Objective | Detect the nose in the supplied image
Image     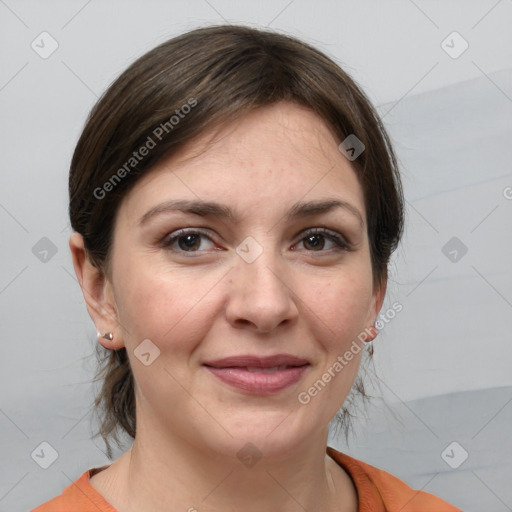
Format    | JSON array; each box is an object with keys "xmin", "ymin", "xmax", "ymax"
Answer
[{"xmin": 225, "ymin": 248, "xmax": 299, "ymax": 334}]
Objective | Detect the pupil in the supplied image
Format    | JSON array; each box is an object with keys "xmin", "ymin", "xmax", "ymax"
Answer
[
  {"xmin": 306, "ymin": 235, "xmax": 323, "ymax": 250},
  {"xmin": 179, "ymin": 234, "xmax": 199, "ymax": 251}
]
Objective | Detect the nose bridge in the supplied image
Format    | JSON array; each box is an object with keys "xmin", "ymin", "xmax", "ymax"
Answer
[
  {"xmin": 226, "ymin": 236, "xmax": 297, "ymax": 332},
  {"xmin": 242, "ymin": 248, "xmax": 283, "ymax": 293}
]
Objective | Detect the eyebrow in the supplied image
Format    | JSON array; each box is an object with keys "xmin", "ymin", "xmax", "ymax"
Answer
[{"xmin": 138, "ymin": 198, "xmax": 364, "ymax": 228}]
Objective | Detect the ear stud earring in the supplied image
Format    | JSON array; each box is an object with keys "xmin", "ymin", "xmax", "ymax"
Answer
[{"xmin": 97, "ymin": 332, "xmax": 113, "ymax": 341}]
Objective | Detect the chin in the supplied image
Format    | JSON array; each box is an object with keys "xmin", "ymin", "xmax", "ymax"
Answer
[{"xmin": 205, "ymin": 409, "xmax": 319, "ymax": 461}]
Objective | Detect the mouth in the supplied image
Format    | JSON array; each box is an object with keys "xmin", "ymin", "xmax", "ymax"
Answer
[{"xmin": 203, "ymin": 355, "xmax": 310, "ymax": 394}]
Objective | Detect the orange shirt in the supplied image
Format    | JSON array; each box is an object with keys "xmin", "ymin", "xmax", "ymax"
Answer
[{"xmin": 31, "ymin": 446, "xmax": 462, "ymax": 511}]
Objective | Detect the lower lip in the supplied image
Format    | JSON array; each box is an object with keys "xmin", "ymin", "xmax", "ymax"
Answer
[{"xmin": 205, "ymin": 365, "xmax": 309, "ymax": 394}]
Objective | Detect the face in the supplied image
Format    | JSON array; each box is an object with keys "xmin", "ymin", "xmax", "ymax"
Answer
[{"xmin": 93, "ymin": 102, "xmax": 384, "ymax": 459}]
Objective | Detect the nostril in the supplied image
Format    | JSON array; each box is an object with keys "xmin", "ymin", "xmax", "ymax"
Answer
[{"xmin": 234, "ymin": 319, "xmax": 253, "ymax": 328}]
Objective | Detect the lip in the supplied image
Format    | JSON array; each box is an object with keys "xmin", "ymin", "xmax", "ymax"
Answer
[
  {"xmin": 203, "ymin": 354, "xmax": 309, "ymax": 368},
  {"xmin": 203, "ymin": 354, "xmax": 310, "ymax": 395}
]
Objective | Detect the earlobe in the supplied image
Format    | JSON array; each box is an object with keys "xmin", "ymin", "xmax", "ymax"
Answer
[
  {"xmin": 96, "ymin": 331, "xmax": 119, "ymax": 350},
  {"xmin": 365, "ymin": 325, "xmax": 379, "ymax": 342},
  {"xmin": 69, "ymin": 232, "xmax": 123, "ymax": 349}
]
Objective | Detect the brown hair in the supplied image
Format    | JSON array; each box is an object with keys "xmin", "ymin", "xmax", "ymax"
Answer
[{"xmin": 69, "ymin": 24, "xmax": 404, "ymax": 458}]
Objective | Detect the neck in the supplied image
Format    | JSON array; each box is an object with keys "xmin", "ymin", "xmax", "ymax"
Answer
[{"xmin": 94, "ymin": 426, "xmax": 357, "ymax": 512}]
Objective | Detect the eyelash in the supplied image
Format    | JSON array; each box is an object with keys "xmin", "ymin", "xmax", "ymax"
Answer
[{"xmin": 160, "ymin": 227, "xmax": 352, "ymax": 255}]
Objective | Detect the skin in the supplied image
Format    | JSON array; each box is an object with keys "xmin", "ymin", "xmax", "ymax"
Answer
[{"xmin": 70, "ymin": 101, "xmax": 385, "ymax": 512}]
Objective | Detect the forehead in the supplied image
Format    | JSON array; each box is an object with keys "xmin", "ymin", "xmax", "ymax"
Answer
[
  {"xmin": 170, "ymin": 102, "xmax": 344, "ymax": 169},
  {"xmin": 119, "ymin": 102, "xmax": 366, "ymax": 225}
]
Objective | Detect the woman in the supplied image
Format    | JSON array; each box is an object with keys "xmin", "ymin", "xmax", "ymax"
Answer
[{"xmin": 32, "ymin": 24, "xmax": 461, "ymax": 511}]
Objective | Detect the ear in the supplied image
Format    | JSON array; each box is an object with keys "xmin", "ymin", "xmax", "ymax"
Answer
[
  {"xmin": 69, "ymin": 232, "xmax": 124, "ymax": 350},
  {"xmin": 365, "ymin": 273, "xmax": 388, "ymax": 341}
]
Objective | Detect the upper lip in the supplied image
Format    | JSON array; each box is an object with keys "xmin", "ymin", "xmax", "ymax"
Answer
[{"xmin": 203, "ymin": 354, "xmax": 309, "ymax": 368}]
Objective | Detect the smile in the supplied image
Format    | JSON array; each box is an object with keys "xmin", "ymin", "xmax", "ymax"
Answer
[{"xmin": 203, "ymin": 354, "xmax": 310, "ymax": 394}]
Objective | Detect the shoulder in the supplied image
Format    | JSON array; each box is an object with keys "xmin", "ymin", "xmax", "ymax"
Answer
[
  {"xmin": 327, "ymin": 446, "xmax": 462, "ymax": 511},
  {"xmin": 30, "ymin": 468, "xmax": 117, "ymax": 512}
]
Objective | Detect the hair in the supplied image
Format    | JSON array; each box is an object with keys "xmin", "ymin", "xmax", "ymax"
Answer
[{"xmin": 68, "ymin": 24, "xmax": 404, "ymax": 458}]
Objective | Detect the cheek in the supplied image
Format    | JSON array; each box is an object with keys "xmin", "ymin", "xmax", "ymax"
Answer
[
  {"xmin": 307, "ymin": 270, "xmax": 374, "ymax": 348},
  {"xmin": 298, "ymin": 273, "xmax": 372, "ymax": 415},
  {"xmin": 113, "ymin": 256, "xmax": 221, "ymax": 354}
]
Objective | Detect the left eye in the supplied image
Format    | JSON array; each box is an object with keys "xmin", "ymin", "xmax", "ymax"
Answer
[{"xmin": 295, "ymin": 228, "xmax": 350, "ymax": 252}]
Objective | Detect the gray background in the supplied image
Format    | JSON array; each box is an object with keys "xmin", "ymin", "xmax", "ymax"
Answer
[{"xmin": 1, "ymin": 1, "xmax": 511, "ymax": 510}]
